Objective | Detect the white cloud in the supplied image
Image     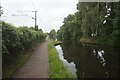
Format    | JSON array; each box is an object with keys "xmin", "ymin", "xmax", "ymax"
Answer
[{"xmin": 1, "ymin": 0, "xmax": 78, "ymax": 32}]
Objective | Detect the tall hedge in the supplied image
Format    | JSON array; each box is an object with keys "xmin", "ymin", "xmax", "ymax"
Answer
[{"xmin": 2, "ymin": 21, "xmax": 46, "ymax": 66}]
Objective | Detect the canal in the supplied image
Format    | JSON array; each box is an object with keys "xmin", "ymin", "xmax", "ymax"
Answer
[{"xmin": 55, "ymin": 43, "xmax": 119, "ymax": 78}]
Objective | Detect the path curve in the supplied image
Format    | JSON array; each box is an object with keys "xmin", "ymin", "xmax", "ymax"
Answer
[{"xmin": 13, "ymin": 40, "xmax": 49, "ymax": 78}]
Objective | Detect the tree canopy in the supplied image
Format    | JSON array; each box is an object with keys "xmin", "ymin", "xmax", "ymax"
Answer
[
  {"xmin": 57, "ymin": 2, "xmax": 120, "ymax": 47},
  {"xmin": 48, "ymin": 29, "xmax": 56, "ymax": 40}
]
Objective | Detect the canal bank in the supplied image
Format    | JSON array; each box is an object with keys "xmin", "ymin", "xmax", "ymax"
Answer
[
  {"xmin": 48, "ymin": 40, "xmax": 76, "ymax": 78},
  {"xmin": 48, "ymin": 40, "xmax": 118, "ymax": 78},
  {"xmin": 55, "ymin": 45, "xmax": 77, "ymax": 78}
]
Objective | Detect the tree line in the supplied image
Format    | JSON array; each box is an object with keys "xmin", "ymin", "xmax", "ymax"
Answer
[
  {"xmin": 2, "ymin": 21, "xmax": 47, "ymax": 67},
  {"xmin": 56, "ymin": 2, "xmax": 120, "ymax": 47}
]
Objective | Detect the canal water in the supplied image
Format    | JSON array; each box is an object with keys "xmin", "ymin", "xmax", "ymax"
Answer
[{"xmin": 55, "ymin": 43, "xmax": 119, "ymax": 78}]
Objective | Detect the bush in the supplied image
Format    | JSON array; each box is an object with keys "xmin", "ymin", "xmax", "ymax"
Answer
[{"xmin": 2, "ymin": 21, "xmax": 46, "ymax": 66}]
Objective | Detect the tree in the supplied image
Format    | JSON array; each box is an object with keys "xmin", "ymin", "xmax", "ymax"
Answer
[
  {"xmin": 57, "ymin": 26, "xmax": 64, "ymax": 41},
  {"xmin": 49, "ymin": 29, "xmax": 56, "ymax": 40},
  {"xmin": 57, "ymin": 14, "xmax": 82, "ymax": 45},
  {"xmin": 57, "ymin": 2, "xmax": 119, "ymax": 46}
]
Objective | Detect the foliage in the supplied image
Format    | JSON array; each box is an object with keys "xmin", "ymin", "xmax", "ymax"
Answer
[
  {"xmin": 57, "ymin": 14, "xmax": 82, "ymax": 45},
  {"xmin": 48, "ymin": 41, "xmax": 73, "ymax": 78},
  {"xmin": 57, "ymin": 27, "xmax": 64, "ymax": 41},
  {"xmin": 48, "ymin": 29, "xmax": 56, "ymax": 40},
  {"xmin": 2, "ymin": 21, "xmax": 46, "ymax": 68},
  {"xmin": 57, "ymin": 2, "xmax": 120, "ymax": 47},
  {"xmin": 2, "ymin": 49, "xmax": 34, "ymax": 78}
]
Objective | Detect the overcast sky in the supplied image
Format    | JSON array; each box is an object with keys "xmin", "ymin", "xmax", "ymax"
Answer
[{"xmin": 1, "ymin": 0, "xmax": 78, "ymax": 32}]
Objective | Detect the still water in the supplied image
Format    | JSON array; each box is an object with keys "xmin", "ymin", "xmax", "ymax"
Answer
[
  {"xmin": 55, "ymin": 45, "xmax": 77, "ymax": 78},
  {"xmin": 55, "ymin": 43, "xmax": 118, "ymax": 78}
]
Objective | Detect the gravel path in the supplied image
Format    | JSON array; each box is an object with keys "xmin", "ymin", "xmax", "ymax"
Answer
[{"xmin": 13, "ymin": 40, "xmax": 49, "ymax": 78}]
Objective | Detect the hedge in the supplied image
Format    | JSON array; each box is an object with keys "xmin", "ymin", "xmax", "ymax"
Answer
[{"xmin": 2, "ymin": 21, "xmax": 47, "ymax": 67}]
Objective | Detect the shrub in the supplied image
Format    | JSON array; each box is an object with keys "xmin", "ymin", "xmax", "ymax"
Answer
[{"xmin": 2, "ymin": 21, "xmax": 46, "ymax": 66}]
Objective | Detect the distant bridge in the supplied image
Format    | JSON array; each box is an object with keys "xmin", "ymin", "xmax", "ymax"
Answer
[{"xmin": 54, "ymin": 41, "xmax": 63, "ymax": 46}]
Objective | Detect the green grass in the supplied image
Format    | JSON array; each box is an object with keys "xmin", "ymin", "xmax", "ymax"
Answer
[
  {"xmin": 2, "ymin": 44, "xmax": 40, "ymax": 78},
  {"xmin": 48, "ymin": 40, "xmax": 76, "ymax": 78},
  {"xmin": 80, "ymin": 37, "xmax": 106, "ymax": 45}
]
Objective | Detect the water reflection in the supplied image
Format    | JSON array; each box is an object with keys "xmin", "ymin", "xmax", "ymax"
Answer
[
  {"xmin": 55, "ymin": 45, "xmax": 77, "ymax": 78},
  {"xmin": 92, "ymin": 49, "xmax": 106, "ymax": 66},
  {"xmin": 61, "ymin": 43, "xmax": 118, "ymax": 78}
]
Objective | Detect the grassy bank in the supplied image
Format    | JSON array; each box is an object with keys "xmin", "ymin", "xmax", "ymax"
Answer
[
  {"xmin": 80, "ymin": 37, "xmax": 109, "ymax": 45},
  {"xmin": 80, "ymin": 37, "xmax": 119, "ymax": 47},
  {"xmin": 2, "ymin": 43, "xmax": 41, "ymax": 78},
  {"xmin": 48, "ymin": 40, "xmax": 73, "ymax": 78}
]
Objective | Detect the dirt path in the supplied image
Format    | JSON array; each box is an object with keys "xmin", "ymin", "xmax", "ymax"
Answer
[{"xmin": 13, "ymin": 40, "xmax": 49, "ymax": 78}]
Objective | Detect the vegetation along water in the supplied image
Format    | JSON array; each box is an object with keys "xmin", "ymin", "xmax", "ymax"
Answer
[
  {"xmin": 1, "ymin": 1, "xmax": 120, "ymax": 79},
  {"xmin": 49, "ymin": 2, "xmax": 119, "ymax": 78}
]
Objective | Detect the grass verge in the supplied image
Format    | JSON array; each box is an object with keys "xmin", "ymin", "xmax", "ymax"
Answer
[
  {"xmin": 48, "ymin": 40, "xmax": 75, "ymax": 78},
  {"xmin": 80, "ymin": 37, "xmax": 106, "ymax": 45},
  {"xmin": 2, "ymin": 43, "xmax": 41, "ymax": 78}
]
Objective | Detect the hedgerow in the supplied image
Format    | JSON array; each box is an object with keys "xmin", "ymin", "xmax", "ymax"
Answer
[{"xmin": 2, "ymin": 21, "xmax": 47, "ymax": 67}]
